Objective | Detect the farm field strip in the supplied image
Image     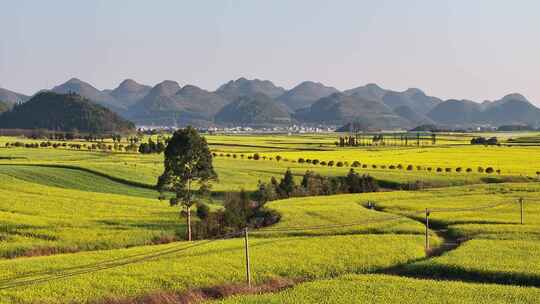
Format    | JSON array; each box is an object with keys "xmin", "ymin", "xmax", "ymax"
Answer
[
  {"xmin": 0, "ymin": 165, "xmax": 158, "ymax": 198},
  {"xmin": 217, "ymin": 273, "xmax": 540, "ymax": 304},
  {"xmin": 260, "ymin": 145, "xmax": 540, "ymax": 176},
  {"xmin": 0, "ymin": 146, "xmax": 523, "ymax": 194},
  {"xmin": 399, "ymin": 239, "xmax": 540, "ymax": 287},
  {"xmin": 0, "ymin": 234, "xmax": 427, "ymax": 304},
  {"xmin": 1, "ymin": 133, "xmax": 540, "ymax": 303},
  {"xmin": 0, "ymin": 173, "xmax": 183, "ymax": 258}
]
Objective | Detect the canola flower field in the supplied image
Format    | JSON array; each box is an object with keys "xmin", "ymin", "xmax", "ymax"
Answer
[{"xmin": 0, "ymin": 132, "xmax": 539, "ymax": 303}]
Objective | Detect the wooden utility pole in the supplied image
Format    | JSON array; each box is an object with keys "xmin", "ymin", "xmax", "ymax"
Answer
[
  {"xmin": 425, "ymin": 208, "xmax": 430, "ymax": 251},
  {"xmin": 244, "ymin": 227, "xmax": 252, "ymax": 287},
  {"xmin": 519, "ymin": 198, "xmax": 524, "ymax": 225}
]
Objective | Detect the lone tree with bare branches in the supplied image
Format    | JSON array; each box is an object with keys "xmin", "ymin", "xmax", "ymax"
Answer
[{"xmin": 157, "ymin": 127, "xmax": 217, "ymax": 241}]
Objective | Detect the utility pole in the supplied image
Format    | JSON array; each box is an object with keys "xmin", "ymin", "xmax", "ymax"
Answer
[
  {"xmin": 425, "ymin": 208, "xmax": 430, "ymax": 251},
  {"xmin": 244, "ymin": 227, "xmax": 252, "ymax": 287},
  {"xmin": 519, "ymin": 198, "xmax": 524, "ymax": 225}
]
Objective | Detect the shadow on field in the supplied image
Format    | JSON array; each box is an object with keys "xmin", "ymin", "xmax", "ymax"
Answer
[{"xmin": 394, "ymin": 264, "xmax": 540, "ymax": 288}]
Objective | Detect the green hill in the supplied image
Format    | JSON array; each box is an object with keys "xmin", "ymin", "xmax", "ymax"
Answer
[
  {"xmin": 215, "ymin": 93, "xmax": 291, "ymax": 126},
  {"xmin": 427, "ymin": 99, "xmax": 483, "ymax": 125},
  {"xmin": 215, "ymin": 77, "xmax": 286, "ymax": 101},
  {"xmin": 127, "ymin": 83, "xmax": 228, "ymax": 127},
  {"xmin": 279, "ymin": 81, "xmax": 339, "ymax": 111},
  {"xmin": 0, "ymin": 91, "xmax": 135, "ymax": 133},
  {"xmin": 295, "ymin": 93, "xmax": 410, "ymax": 128}
]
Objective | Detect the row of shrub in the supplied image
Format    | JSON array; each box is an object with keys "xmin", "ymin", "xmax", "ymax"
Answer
[
  {"xmin": 253, "ymin": 168, "xmax": 379, "ymax": 202},
  {"xmin": 138, "ymin": 138, "xmax": 168, "ymax": 154},
  {"xmin": 4, "ymin": 141, "xmax": 139, "ymax": 152},
  {"xmin": 211, "ymin": 152, "xmax": 503, "ymax": 175}
]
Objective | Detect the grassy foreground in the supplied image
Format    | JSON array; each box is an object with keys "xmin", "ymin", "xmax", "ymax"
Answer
[
  {"xmin": 218, "ymin": 274, "xmax": 540, "ymax": 304},
  {"xmin": 0, "ymin": 173, "xmax": 182, "ymax": 258},
  {"xmin": 0, "ymin": 235, "xmax": 426, "ymax": 304}
]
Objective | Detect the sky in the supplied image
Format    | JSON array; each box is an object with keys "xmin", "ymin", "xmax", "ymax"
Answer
[{"xmin": 1, "ymin": 0, "xmax": 539, "ymax": 104}]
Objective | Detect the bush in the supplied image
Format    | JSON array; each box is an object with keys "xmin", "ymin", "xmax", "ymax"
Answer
[
  {"xmin": 196, "ymin": 203, "xmax": 210, "ymax": 220},
  {"xmin": 336, "ymin": 161, "xmax": 344, "ymax": 167},
  {"xmin": 381, "ymin": 165, "xmax": 387, "ymax": 169},
  {"xmin": 276, "ymin": 155, "xmax": 282, "ymax": 162},
  {"xmin": 445, "ymin": 168, "xmax": 452, "ymax": 173},
  {"xmin": 485, "ymin": 167, "xmax": 494, "ymax": 174},
  {"xmin": 389, "ymin": 165, "xmax": 396, "ymax": 170},
  {"xmin": 406, "ymin": 165, "xmax": 413, "ymax": 171},
  {"xmin": 478, "ymin": 167, "xmax": 484, "ymax": 173},
  {"xmin": 416, "ymin": 166, "xmax": 422, "ymax": 171},
  {"xmin": 312, "ymin": 159, "xmax": 320, "ymax": 165},
  {"xmin": 372, "ymin": 164, "xmax": 377, "ymax": 169},
  {"xmin": 397, "ymin": 164, "xmax": 403, "ymax": 170},
  {"xmin": 436, "ymin": 168, "xmax": 443, "ymax": 172},
  {"xmin": 427, "ymin": 167, "xmax": 432, "ymax": 172},
  {"xmin": 351, "ymin": 161, "xmax": 361, "ymax": 167},
  {"xmin": 298, "ymin": 158, "xmax": 305, "ymax": 163},
  {"xmin": 466, "ymin": 168, "xmax": 472, "ymax": 173},
  {"xmin": 328, "ymin": 160, "xmax": 335, "ymax": 167},
  {"xmin": 253, "ymin": 153, "xmax": 260, "ymax": 160},
  {"xmin": 456, "ymin": 167, "xmax": 462, "ymax": 173},
  {"xmin": 320, "ymin": 161, "xmax": 327, "ymax": 166},
  {"xmin": 496, "ymin": 169, "xmax": 501, "ymax": 174},
  {"xmin": 362, "ymin": 164, "xmax": 368, "ymax": 168},
  {"xmin": 306, "ymin": 159, "xmax": 312, "ymax": 163}
]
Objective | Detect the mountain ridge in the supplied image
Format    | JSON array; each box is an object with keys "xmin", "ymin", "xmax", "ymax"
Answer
[{"xmin": 2, "ymin": 78, "xmax": 538, "ymax": 128}]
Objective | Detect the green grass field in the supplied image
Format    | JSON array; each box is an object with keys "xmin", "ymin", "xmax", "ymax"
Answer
[
  {"xmin": 219, "ymin": 274, "xmax": 540, "ymax": 304},
  {"xmin": 1, "ymin": 132, "xmax": 540, "ymax": 303},
  {"xmin": 0, "ymin": 172, "xmax": 183, "ymax": 258},
  {"xmin": 0, "ymin": 234, "xmax": 426, "ymax": 303}
]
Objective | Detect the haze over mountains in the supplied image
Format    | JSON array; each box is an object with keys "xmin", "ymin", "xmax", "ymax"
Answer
[{"xmin": 1, "ymin": 77, "xmax": 539, "ymax": 130}]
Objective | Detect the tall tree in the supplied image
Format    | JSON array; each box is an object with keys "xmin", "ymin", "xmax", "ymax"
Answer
[
  {"xmin": 279, "ymin": 169, "xmax": 296, "ymax": 198},
  {"xmin": 157, "ymin": 126, "xmax": 217, "ymax": 241}
]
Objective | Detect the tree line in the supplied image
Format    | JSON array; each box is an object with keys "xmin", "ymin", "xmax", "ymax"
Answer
[
  {"xmin": 4, "ymin": 141, "xmax": 138, "ymax": 152},
  {"xmin": 211, "ymin": 152, "xmax": 503, "ymax": 175},
  {"xmin": 191, "ymin": 168, "xmax": 379, "ymax": 239},
  {"xmin": 471, "ymin": 137, "xmax": 499, "ymax": 145}
]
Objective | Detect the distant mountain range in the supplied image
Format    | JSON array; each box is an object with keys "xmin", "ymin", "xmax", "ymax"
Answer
[{"xmin": 1, "ymin": 78, "xmax": 539, "ymax": 130}]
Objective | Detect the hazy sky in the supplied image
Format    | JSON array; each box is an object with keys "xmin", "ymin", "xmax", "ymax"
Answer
[{"xmin": 1, "ymin": 0, "xmax": 539, "ymax": 104}]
